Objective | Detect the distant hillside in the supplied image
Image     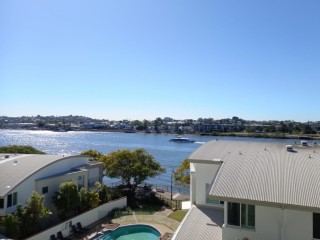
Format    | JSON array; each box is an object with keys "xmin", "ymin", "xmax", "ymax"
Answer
[{"xmin": 0, "ymin": 145, "xmax": 45, "ymax": 154}]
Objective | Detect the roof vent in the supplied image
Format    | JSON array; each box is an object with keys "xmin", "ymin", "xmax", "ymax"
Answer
[
  {"xmin": 286, "ymin": 145, "xmax": 293, "ymax": 152},
  {"xmin": 13, "ymin": 160, "xmax": 18, "ymax": 165},
  {"xmin": 301, "ymin": 140, "xmax": 308, "ymax": 146},
  {"xmin": 5, "ymin": 155, "xmax": 9, "ymax": 158},
  {"xmin": 309, "ymin": 154, "xmax": 311, "ymax": 158}
]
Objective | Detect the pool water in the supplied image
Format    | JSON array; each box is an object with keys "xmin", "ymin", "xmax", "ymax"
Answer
[{"xmin": 94, "ymin": 224, "xmax": 161, "ymax": 240}]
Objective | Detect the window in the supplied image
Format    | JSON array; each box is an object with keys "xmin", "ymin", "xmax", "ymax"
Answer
[
  {"xmin": 13, "ymin": 192, "xmax": 17, "ymax": 205},
  {"xmin": 7, "ymin": 194, "xmax": 12, "ymax": 208},
  {"xmin": 228, "ymin": 202, "xmax": 240, "ymax": 226},
  {"xmin": 241, "ymin": 204, "xmax": 255, "ymax": 229},
  {"xmin": 7, "ymin": 192, "xmax": 18, "ymax": 208},
  {"xmin": 227, "ymin": 202, "xmax": 255, "ymax": 229},
  {"xmin": 89, "ymin": 177, "xmax": 99, "ymax": 187},
  {"xmin": 314, "ymin": 213, "xmax": 320, "ymax": 239},
  {"xmin": 0, "ymin": 199, "xmax": 4, "ymax": 209},
  {"xmin": 42, "ymin": 186, "xmax": 48, "ymax": 194},
  {"xmin": 78, "ymin": 175, "xmax": 84, "ymax": 188}
]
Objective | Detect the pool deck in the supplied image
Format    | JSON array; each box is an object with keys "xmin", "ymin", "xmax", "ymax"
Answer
[{"xmin": 72, "ymin": 208, "xmax": 179, "ymax": 240}]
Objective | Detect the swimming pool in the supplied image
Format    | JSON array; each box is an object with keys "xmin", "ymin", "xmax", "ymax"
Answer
[{"xmin": 93, "ymin": 224, "xmax": 161, "ymax": 240}]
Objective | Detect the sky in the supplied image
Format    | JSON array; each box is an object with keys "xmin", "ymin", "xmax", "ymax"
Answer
[{"xmin": 1, "ymin": 0, "xmax": 319, "ymax": 122}]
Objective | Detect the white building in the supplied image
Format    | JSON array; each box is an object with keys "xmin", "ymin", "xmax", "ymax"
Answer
[
  {"xmin": 0, "ymin": 154, "xmax": 104, "ymax": 216},
  {"xmin": 172, "ymin": 140, "xmax": 320, "ymax": 240}
]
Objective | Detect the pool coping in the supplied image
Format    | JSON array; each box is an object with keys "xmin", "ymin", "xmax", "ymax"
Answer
[
  {"xmin": 72, "ymin": 209, "xmax": 179, "ymax": 240},
  {"xmin": 88, "ymin": 223, "xmax": 162, "ymax": 240}
]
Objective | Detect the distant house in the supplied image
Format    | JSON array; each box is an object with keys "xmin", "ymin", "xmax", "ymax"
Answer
[
  {"xmin": 172, "ymin": 140, "xmax": 320, "ymax": 240},
  {"xmin": 0, "ymin": 154, "xmax": 103, "ymax": 216},
  {"xmin": 163, "ymin": 117, "xmax": 174, "ymax": 122}
]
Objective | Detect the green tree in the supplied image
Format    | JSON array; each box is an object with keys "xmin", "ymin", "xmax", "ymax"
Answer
[
  {"xmin": 4, "ymin": 191, "xmax": 50, "ymax": 239},
  {"xmin": 95, "ymin": 182, "xmax": 111, "ymax": 204},
  {"xmin": 299, "ymin": 123, "xmax": 316, "ymax": 134},
  {"xmin": 154, "ymin": 120, "xmax": 159, "ymax": 132},
  {"xmin": 131, "ymin": 120, "xmax": 143, "ymax": 126},
  {"xmin": 279, "ymin": 121, "xmax": 289, "ymax": 133},
  {"xmin": 79, "ymin": 187, "xmax": 89, "ymax": 211},
  {"xmin": 79, "ymin": 187, "xmax": 100, "ymax": 210},
  {"xmin": 100, "ymin": 149, "xmax": 165, "ymax": 193},
  {"xmin": 53, "ymin": 181, "xmax": 80, "ymax": 219},
  {"xmin": 87, "ymin": 189, "xmax": 100, "ymax": 208},
  {"xmin": 3, "ymin": 214, "xmax": 20, "ymax": 239},
  {"xmin": 18, "ymin": 192, "xmax": 51, "ymax": 237},
  {"xmin": 232, "ymin": 116, "xmax": 239, "ymax": 121},
  {"xmin": 80, "ymin": 149, "xmax": 103, "ymax": 161},
  {"xmin": 0, "ymin": 145, "xmax": 45, "ymax": 154},
  {"xmin": 174, "ymin": 159, "xmax": 190, "ymax": 185},
  {"xmin": 26, "ymin": 191, "xmax": 51, "ymax": 216},
  {"xmin": 36, "ymin": 120, "xmax": 46, "ymax": 128},
  {"xmin": 143, "ymin": 120, "xmax": 150, "ymax": 130}
]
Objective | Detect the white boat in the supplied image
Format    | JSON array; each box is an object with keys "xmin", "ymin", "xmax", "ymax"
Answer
[{"xmin": 169, "ymin": 136, "xmax": 195, "ymax": 143}]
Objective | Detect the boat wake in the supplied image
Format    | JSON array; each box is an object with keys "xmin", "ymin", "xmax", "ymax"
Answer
[{"xmin": 194, "ymin": 141, "xmax": 205, "ymax": 144}]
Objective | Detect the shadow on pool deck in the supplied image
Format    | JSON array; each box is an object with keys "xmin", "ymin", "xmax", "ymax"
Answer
[{"xmin": 73, "ymin": 208, "xmax": 179, "ymax": 240}]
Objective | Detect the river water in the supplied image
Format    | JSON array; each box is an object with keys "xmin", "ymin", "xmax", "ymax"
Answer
[{"xmin": 0, "ymin": 129, "xmax": 298, "ymax": 194}]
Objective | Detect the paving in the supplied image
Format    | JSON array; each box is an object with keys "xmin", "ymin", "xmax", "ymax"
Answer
[
  {"xmin": 77, "ymin": 208, "xmax": 180, "ymax": 240},
  {"xmin": 155, "ymin": 191, "xmax": 190, "ymax": 202}
]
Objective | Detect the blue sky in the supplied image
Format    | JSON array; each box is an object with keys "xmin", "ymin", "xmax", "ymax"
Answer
[{"xmin": 1, "ymin": 0, "xmax": 319, "ymax": 121}]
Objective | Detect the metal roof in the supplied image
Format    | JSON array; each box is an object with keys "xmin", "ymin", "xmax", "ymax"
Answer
[
  {"xmin": 189, "ymin": 140, "xmax": 320, "ymax": 210},
  {"xmin": 0, "ymin": 154, "xmax": 87, "ymax": 196},
  {"xmin": 173, "ymin": 205, "xmax": 223, "ymax": 240}
]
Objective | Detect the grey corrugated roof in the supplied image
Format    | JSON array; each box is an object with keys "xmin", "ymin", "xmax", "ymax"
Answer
[
  {"xmin": 0, "ymin": 154, "xmax": 79, "ymax": 196},
  {"xmin": 173, "ymin": 205, "xmax": 223, "ymax": 240},
  {"xmin": 190, "ymin": 140, "xmax": 320, "ymax": 209}
]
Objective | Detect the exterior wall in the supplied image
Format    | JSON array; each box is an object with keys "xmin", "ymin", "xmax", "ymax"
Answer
[
  {"xmin": 190, "ymin": 167, "xmax": 196, "ymax": 204},
  {"xmin": 1, "ymin": 156, "xmax": 94, "ymax": 216},
  {"xmin": 4, "ymin": 176, "xmax": 35, "ymax": 215},
  {"xmin": 35, "ymin": 170, "xmax": 88, "ymax": 211},
  {"xmin": 222, "ymin": 203, "xmax": 313, "ymax": 240},
  {"xmin": 283, "ymin": 209, "xmax": 313, "ymax": 240},
  {"xmin": 88, "ymin": 167, "xmax": 100, "ymax": 187},
  {"xmin": 26, "ymin": 197, "xmax": 127, "ymax": 240},
  {"xmin": 192, "ymin": 162, "xmax": 221, "ymax": 205}
]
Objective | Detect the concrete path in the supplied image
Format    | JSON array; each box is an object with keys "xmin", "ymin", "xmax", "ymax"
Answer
[
  {"xmin": 111, "ymin": 209, "xmax": 180, "ymax": 235},
  {"xmin": 153, "ymin": 208, "xmax": 173, "ymax": 217}
]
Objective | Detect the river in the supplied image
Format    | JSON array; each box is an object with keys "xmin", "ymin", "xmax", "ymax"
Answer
[{"xmin": 0, "ymin": 129, "xmax": 298, "ymax": 194}]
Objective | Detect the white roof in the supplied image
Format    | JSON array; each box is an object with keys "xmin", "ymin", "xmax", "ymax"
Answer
[
  {"xmin": 0, "ymin": 154, "xmax": 88, "ymax": 197},
  {"xmin": 173, "ymin": 205, "xmax": 223, "ymax": 240},
  {"xmin": 189, "ymin": 140, "xmax": 320, "ymax": 210}
]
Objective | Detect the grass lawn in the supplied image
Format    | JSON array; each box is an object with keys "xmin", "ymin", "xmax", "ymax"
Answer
[
  {"xmin": 168, "ymin": 210, "xmax": 188, "ymax": 222},
  {"xmin": 118, "ymin": 204, "xmax": 163, "ymax": 216},
  {"xmin": 133, "ymin": 204, "xmax": 163, "ymax": 215}
]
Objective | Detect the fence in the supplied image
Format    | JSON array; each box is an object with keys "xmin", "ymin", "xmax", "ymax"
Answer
[
  {"xmin": 107, "ymin": 181, "xmax": 190, "ymax": 196},
  {"xmin": 26, "ymin": 197, "xmax": 127, "ymax": 240}
]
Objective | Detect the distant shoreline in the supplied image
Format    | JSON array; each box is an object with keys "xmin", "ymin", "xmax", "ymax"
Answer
[
  {"xmin": 198, "ymin": 132, "xmax": 320, "ymax": 140},
  {"xmin": 1, "ymin": 128, "xmax": 320, "ymax": 140}
]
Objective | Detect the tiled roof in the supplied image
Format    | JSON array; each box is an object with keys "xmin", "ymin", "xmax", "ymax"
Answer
[{"xmin": 173, "ymin": 205, "xmax": 223, "ymax": 240}]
